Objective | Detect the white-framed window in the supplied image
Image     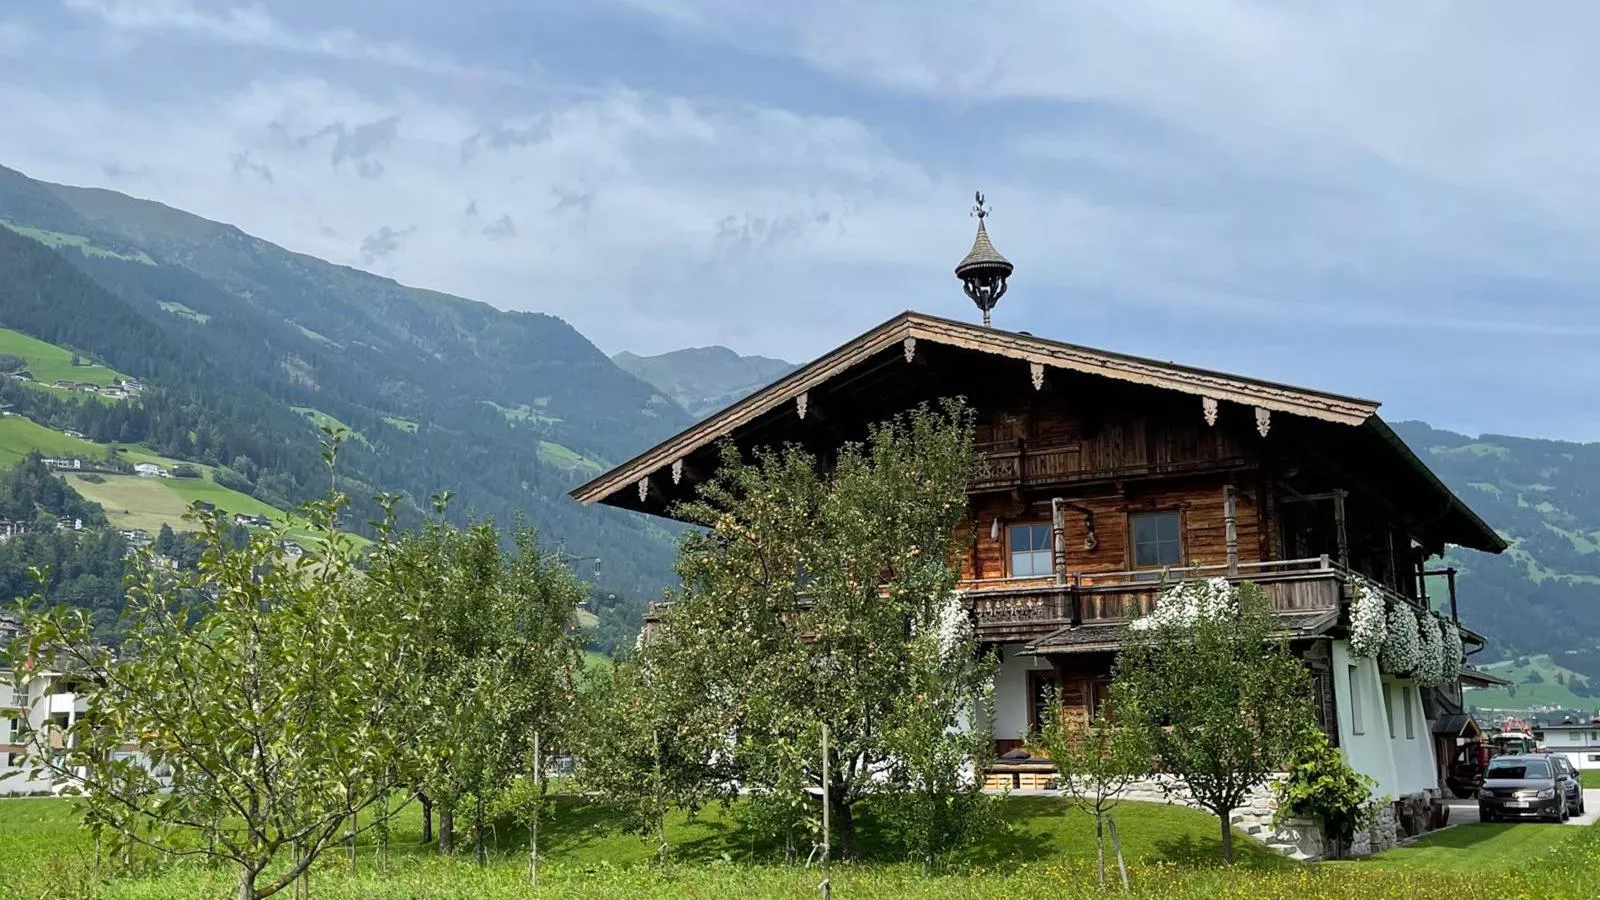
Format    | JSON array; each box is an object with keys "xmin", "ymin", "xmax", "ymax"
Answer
[
  {"xmin": 1008, "ymin": 524, "xmax": 1053, "ymax": 578},
  {"xmin": 1588, "ymin": 754, "xmax": 1600, "ymax": 763},
  {"xmin": 1131, "ymin": 510, "xmax": 1183, "ymax": 570},
  {"xmin": 1348, "ymin": 665, "xmax": 1364, "ymax": 735}
]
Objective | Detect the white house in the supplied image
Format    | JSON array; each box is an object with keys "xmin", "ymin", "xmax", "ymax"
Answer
[
  {"xmin": 133, "ymin": 463, "xmax": 166, "ymax": 478},
  {"xmin": 1540, "ymin": 722, "xmax": 1600, "ymax": 771}
]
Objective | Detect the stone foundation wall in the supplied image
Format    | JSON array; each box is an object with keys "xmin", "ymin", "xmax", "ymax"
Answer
[{"xmin": 1095, "ymin": 775, "xmax": 1429, "ymax": 861}]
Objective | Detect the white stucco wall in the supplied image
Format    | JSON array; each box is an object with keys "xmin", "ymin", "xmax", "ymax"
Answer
[
  {"xmin": 1381, "ymin": 677, "xmax": 1436, "ymax": 794},
  {"xmin": 991, "ymin": 644, "xmax": 1049, "ymax": 743},
  {"xmin": 1331, "ymin": 640, "xmax": 1436, "ymax": 799}
]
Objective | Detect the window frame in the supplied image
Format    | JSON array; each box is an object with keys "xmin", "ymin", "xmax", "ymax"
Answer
[
  {"xmin": 1402, "ymin": 685, "xmax": 1415, "ymax": 739},
  {"xmin": 1127, "ymin": 508, "xmax": 1185, "ymax": 573},
  {"xmin": 1007, "ymin": 523, "xmax": 1055, "ymax": 579},
  {"xmin": 1347, "ymin": 664, "xmax": 1364, "ymax": 736},
  {"xmin": 1026, "ymin": 670, "xmax": 1060, "ymax": 735},
  {"xmin": 1384, "ymin": 683, "xmax": 1396, "ymax": 739}
]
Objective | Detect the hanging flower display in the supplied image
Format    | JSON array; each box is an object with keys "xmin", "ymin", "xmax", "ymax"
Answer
[
  {"xmin": 1379, "ymin": 604, "xmax": 1422, "ymax": 677},
  {"xmin": 1439, "ymin": 618, "xmax": 1465, "ymax": 683},
  {"xmin": 1416, "ymin": 613, "xmax": 1446, "ymax": 687},
  {"xmin": 1348, "ymin": 575, "xmax": 1387, "ymax": 659},
  {"xmin": 1129, "ymin": 577, "xmax": 1236, "ymax": 631}
]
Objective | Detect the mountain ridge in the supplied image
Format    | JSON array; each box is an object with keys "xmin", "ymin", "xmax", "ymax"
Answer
[{"xmin": 613, "ymin": 345, "xmax": 796, "ymax": 420}]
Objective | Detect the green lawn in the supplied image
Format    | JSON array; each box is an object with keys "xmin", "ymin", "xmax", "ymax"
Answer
[
  {"xmin": 0, "ymin": 326, "xmax": 128, "ymax": 388},
  {"xmin": 384, "ymin": 416, "xmax": 419, "ymax": 433},
  {"xmin": 4, "ymin": 794, "xmax": 1598, "ymax": 899},
  {"xmin": 1583, "ymin": 770, "xmax": 1600, "ymax": 790},
  {"xmin": 1339, "ymin": 821, "xmax": 1575, "ymax": 873}
]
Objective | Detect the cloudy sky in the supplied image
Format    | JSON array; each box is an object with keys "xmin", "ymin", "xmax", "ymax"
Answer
[{"xmin": 2, "ymin": 2, "xmax": 1598, "ymax": 440}]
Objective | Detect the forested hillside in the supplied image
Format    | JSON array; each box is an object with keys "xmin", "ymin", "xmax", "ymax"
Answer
[
  {"xmin": 1393, "ymin": 422, "xmax": 1600, "ymax": 679},
  {"xmin": 0, "ymin": 164, "xmax": 687, "ymax": 609}
]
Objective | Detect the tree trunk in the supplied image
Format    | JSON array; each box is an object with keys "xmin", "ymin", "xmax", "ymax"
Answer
[
  {"xmin": 439, "ymin": 806, "xmax": 455, "ymax": 855},
  {"xmin": 1218, "ymin": 808, "xmax": 1234, "ymax": 865},
  {"xmin": 237, "ymin": 864, "xmax": 258, "ymax": 900},
  {"xmin": 1095, "ymin": 814, "xmax": 1106, "ymax": 886},
  {"xmin": 419, "ymin": 792, "xmax": 433, "ymax": 845},
  {"xmin": 833, "ymin": 797, "xmax": 860, "ymax": 861}
]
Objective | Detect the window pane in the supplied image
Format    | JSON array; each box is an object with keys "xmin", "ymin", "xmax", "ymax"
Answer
[
  {"xmin": 1132, "ymin": 511, "xmax": 1182, "ymax": 569},
  {"xmin": 1132, "ymin": 515, "xmax": 1160, "ymax": 546},
  {"xmin": 1133, "ymin": 542, "xmax": 1160, "ymax": 568}
]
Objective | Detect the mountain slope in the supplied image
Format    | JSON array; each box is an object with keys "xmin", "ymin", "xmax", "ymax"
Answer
[
  {"xmin": 0, "ymin": 164, "xmax": 687, "ymax": 600},
  {"xmin": 614, "ymin": 346, "xmax": 795, "ymax": 419},
  {"xmin": 1391, "ymin": 421, "xmax": 1600, "ymax": 676}
]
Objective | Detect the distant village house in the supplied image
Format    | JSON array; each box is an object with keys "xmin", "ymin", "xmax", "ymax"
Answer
[{"xmin": 133, "ymin": 463, "xmax": 168, "ymax": 478}]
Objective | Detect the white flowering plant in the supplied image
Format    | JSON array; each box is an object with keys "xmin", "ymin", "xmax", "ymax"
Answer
[
  {"xmin": 1129, "ymin": 577, "xmax": 1236, "ymax": 631},
  {"xmin": 1439, "ymin": 619, "xmax": 1464, "ymax": 682},
  {"xmin": 1416, "ymin": 613, "xmax": 1446, "ymax": 687},
  {"xmin": 1379, "ymin": 605, "xmax": 1421, "ymax": 678},
  {"xmin": 1348, "ymin": 576, "xmax": 1387, "ymax": 659}
]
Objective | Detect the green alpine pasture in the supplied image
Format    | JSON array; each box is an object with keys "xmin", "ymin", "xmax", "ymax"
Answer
[{"xmin": 0, "ymin": 326, "xmax": 129, "ymax": 388}]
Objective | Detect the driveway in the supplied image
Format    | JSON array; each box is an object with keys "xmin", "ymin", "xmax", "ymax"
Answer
[{"xmin": 1446, "ymin": 788, "xmax": 1600, "ymax": 826}]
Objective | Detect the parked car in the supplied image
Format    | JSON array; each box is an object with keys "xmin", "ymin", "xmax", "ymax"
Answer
[
  {"xmin": 1478, "ymin": 755, "xmax": 1571, "ymax": 823},
  {"xmin": 1552, "ymin": 756, "xmax": 1586, "ymax": 817}
]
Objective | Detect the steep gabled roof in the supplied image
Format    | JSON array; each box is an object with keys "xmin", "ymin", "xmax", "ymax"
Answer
[{"xmin": 574, "ymin": 310, "xmax": 1504, "ymax": 553}]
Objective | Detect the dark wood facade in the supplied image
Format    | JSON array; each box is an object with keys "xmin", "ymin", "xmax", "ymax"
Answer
[{"xmin": 576, "ymin": 310, "xmax": 1507, "ymax": 754}]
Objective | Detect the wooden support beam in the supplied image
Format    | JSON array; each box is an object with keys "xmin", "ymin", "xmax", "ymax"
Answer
[
  {"xmin": 1332, "ymin": 489, "xmax": 1349, "ymax": 571},
  {"xmin": 1224, "ymin": 484, "xmax": 1239, "ymax": 576}
]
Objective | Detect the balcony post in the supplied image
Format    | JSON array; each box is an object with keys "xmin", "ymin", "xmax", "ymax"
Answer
[
  {"xmin": 1446, "ymin": 567, "xmax": 1458, "ymax": 622},
  {"xmin": 1223, "ymin": 485, "xmax": 1239, "ymax": 576},
  {"xmin": 1332, "ymin": 490, "xmax": 1350, "ymax": 570}
]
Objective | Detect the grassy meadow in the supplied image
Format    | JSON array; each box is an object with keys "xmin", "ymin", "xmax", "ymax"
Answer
[
  {"xmin": 0, "ymin": 325, "xmax": 128, "ymax": 388},
  {"xmin": 3, "ymin": 794, "xmax": 1598, "ymax": 900}
]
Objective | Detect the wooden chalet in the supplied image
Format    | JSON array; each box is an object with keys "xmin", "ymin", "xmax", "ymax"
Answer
[{"xmin": 574, "ymin": 210, "xmax": 1507, "ymax": 810}]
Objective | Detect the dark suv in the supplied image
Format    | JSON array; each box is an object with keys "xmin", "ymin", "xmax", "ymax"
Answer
[
  {"xmin": 1479, "ymin": 755, "xmax": 1571, "ymax": 823},
  {"xmin": 1552, "ymin": 756, "xmax": 1586, "ymax": 817}
]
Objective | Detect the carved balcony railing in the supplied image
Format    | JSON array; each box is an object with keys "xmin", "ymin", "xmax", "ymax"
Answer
[
  {"xmin": 971, "ymin": 439, "xmax": 1085, "ymax": 490},
  {"xmin": 963, "ymin": 556, "xmax": 1357, "ymax": 643}
]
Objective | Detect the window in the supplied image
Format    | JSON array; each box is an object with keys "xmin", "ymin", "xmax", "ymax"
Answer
[
  {"xmin": 1347, "ymin": 665, "xmax": 1363, "ymax": 735},
  {"xmin": 1130, "ymin": 511, "xmax": 1182, "ymax": 570},
  {"xmin": 1486, "ymin": 758, "xmax": 1550, "ymax": 779},
  {"xmin": 1402, "ymin": 686, "xmax": 1415, "ymax": 739},
  {"xmin": 1090, "ymin": 679, "xmax": 1114, "ymax": 720},
  {"xmin": 1384, "ymin": 684, "xmax": 1396, "ymax": 738},
  {"xmin": 1009, "ymin": 524, "xmax": 1053, "ymax": 578},
  {"xmin": 1588, "ymin": 754, "xmax": 1600, "ymax": 763}
]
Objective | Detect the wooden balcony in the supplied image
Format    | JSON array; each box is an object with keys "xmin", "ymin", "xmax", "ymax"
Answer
[
  {"xmin": 963, "ymin": 556, "xmax": 1361, "ymax": 644},
  {"xmin": 969, "ymin": 438, "xmax": 1248, "ymax": 492},
  {"xmin": 971, "ymin": 439, "xmax": 1084, "ymax": 490}
]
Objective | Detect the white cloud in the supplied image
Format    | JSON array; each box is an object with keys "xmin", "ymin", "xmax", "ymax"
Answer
[
  {"xmin": 5, "ymin": 1, "xmax": 1600, "ymax": 437},
  {"xmin": 61, "ymin": 0, "xmax": 528, "ymax": 82}
]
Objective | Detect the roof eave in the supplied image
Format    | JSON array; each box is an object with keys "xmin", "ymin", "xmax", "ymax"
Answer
[{"xmin": 574, "ymin": 310, "xmax": 1386, "ymax": 509}]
